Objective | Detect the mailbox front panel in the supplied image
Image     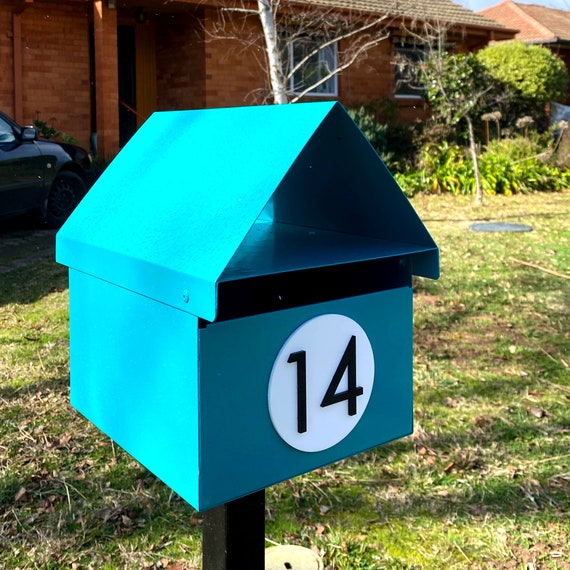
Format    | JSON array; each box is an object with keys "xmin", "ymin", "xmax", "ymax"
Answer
[{"xmin": 197, "ymin": 287, "xmax": 413, "ymax": 510}]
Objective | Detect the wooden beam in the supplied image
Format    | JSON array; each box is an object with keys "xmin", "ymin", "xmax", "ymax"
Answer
[
  {"xmin": 13, "ymin": 12, "xmax": 23, "ymax": 124},
  {"xmin": 93, "ymin": 0, "xmax": 120, "ymax": 159}
]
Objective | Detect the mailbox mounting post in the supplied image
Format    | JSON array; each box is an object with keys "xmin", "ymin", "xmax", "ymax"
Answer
[{"xmin": 202, "ymin": 491, "xmax": 265, "ymax": 569}]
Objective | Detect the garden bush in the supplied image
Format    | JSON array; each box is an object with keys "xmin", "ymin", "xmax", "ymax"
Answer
[
  {"xmin": 349, "ymin": 101, "xmax": 417, "ymax": 169},
  {"xmin": 395, "ymin": 136, "xmax": 570, "ymax": 197},
  {"xmin": 480, "ymin": 137, "xmax": 570, "ymax": 194},
  {"xmin": 477, "ymin": 42, "xmax": 569, "ymax": 128},
  {"xmin": 348, "ymin": 106, "xmax": 393, "ymax": 164},
  {"xmin": 33, "ymin": 118, "xmax": 78, "ymax": 145}
]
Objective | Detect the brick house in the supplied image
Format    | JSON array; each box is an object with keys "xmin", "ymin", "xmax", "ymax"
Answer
[
  {"xmin": 1, "ymin": 0, "xmax": 514, "ymax": 158},
  {"xmin": 479, "ymin": 0, "xmax": 570, "ymax": 103}
]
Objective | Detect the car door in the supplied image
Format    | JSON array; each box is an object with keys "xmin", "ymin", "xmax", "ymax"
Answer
[{"xmin": 0, "ymin": 117, "xmax": 45, "ymax": 217}]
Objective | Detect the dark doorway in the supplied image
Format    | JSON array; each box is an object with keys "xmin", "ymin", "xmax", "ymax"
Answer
[{"xmin": 118, "ymin": 26, "xmax": 137, "ymax": 147}]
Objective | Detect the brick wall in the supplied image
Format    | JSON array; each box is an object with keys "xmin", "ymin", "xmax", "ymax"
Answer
[
  {"xmin": 156, "ymin": 8, "xmax": 273, "ymax": 110},
  {"xmin": 17, "ymin": 1, "xmax": 91, "ymax": 148},
  {"xmin": 340, "ymin": 40, "xmax": 394, "ymax": 107},
  {"xmin": 553, "ymin": 46, "xmax": 570, "ymax": 104},
  {"xmin": 202, "ymin": 9, "xmax": 269, "ymax": 107},
  {"xmin": 156, "ymin": 11, "xmax": 207, "ymax": 110},
  {"xmin": 0, "ymin": 1, "xmax": 16, "ymax": 117}
]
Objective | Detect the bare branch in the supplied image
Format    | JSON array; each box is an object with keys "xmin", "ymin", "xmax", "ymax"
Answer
[
  {"xmin": 286, "ymin": 13, "xmax": 390, "ymax": 80},
  {"xmin": 202, "ymin": 0, "xmax": 404, "ymax": 103},
  {"xmin": 289, "ymin": 29, "xmax": 390, "ymax": 101}
]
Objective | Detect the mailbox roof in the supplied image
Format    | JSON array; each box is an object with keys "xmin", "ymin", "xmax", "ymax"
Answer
[{"xmin": 57, "ymin": 102, "xmax": 438, "ymax": 322}]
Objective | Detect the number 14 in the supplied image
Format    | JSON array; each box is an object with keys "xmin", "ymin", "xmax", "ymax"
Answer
[{"xmin": 287, "ymin": 335, "xmax": 364, "ymax": 434}]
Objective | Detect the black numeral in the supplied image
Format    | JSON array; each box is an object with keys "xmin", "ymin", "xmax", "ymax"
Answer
[
  {"xmin": 288, "ymin": 351, "xmax": 307, "ymax": 433},
  {"xmin": 288, "ymin": 335, "xmax": 364, "ymax": 434},
  {"xmin": 320, "ymin": 335, "xmax": 363, "ymax": 416}
]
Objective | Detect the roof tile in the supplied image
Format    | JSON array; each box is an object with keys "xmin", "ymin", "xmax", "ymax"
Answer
[
  {"xmin": 480, "ymin": 0, "xmax": 570, "ymax": 42},
  {"xmin": 298, "ymin": 0, "xmax": 511, "ymax": 30}
]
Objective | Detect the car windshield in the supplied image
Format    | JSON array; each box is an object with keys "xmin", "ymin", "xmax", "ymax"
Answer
[{"xmin": 0, "ymin": 117, "xmax": 16, "ymax": 143}]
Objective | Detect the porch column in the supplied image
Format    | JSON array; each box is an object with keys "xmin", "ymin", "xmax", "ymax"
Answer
[
  {"xmin": 12, "ymin": 12, "xmax": 23, "ymax": 124},
  {"xmin": 93, "ymin": 0, "xmax": 119, "ymax": 159}
]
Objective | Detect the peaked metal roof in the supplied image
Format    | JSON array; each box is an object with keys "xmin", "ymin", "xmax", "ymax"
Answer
[{"xmin": 57, "ymin": 102, "xmax": 438, "ymax": 322}]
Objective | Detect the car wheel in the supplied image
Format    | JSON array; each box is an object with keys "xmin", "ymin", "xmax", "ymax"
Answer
[{"xmin": 44, "ymin": 171, "xmax": 87, "ymax": 227}]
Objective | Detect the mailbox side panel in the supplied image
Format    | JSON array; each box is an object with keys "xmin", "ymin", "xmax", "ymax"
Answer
[
  {"xmin": 197, "ymin": 288, "xmax": 413, "ymax": 510},
  {"xmin": 68, "ymin": 270, "xmax": 201, "ymax": 508}
]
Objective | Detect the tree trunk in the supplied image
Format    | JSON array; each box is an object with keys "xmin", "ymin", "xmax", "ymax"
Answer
[
  {"xmin": 257, "ymin": 0, "xmax": 288, "ymax": 104},
  {"xmin": 466, "ymin": 116, "xmax": 483, "ymax": 206}
]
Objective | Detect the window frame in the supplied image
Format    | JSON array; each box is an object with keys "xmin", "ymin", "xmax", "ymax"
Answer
[
  {"xmin": 286, "ymin": 36, "xmax": 339, "ymax": 97},
  {"xmin": 393, "ymin": 40, "xmax": 427, "ymax": 99}
]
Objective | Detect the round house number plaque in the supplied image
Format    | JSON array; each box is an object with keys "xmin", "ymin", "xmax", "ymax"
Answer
[{"xmin": 268, "ymin": 314, "xmax": 375, "ymax": 452}]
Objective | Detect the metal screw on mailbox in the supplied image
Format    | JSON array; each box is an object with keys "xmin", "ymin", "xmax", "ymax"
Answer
[{"xmin": 182, "ymin": 289, "xmax": 190, "ymax": 303}]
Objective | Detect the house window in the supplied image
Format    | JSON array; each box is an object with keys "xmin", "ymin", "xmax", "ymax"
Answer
[
  {"xmin": 394, "ymin": 41, "xmax": 426, "ymax": 97},
  {"xmin": 287, "ymin": 38, "xmax": 338, "ymax": 96}
]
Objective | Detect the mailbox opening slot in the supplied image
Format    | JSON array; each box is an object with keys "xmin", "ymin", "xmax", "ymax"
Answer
[{"xmin": 213, "ymin": 256, "xmax": 411, "ymax": 322}]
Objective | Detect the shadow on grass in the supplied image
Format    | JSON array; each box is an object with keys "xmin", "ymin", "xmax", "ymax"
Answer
[
  {"xmin": 267, "ymin": 433, "xmax": 570, "ymax": 527},
  {"xmin": 0, "ymin": 371, "xmax": 201, "ymax": 564},
  {"xmin": 0, "ymin": 216, "xmax": 61, "ymax": 307},
  {"xmin": 419, "ymin": 208, "xmax": 570, "ymax": 224},
  {"xmin": 0, "ymin": 463, "xmax": 202, "ymax": 562},
  {"xmin": 0, "ymin": 258, "xmax": 66, "ymax": 307},
  {"xmin": 0, "ymin": 373, "xmax": 68, "ymax": 402}
]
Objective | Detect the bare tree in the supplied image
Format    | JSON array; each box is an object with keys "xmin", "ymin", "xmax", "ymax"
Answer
[
  {"xmin": 395, "ymin": 19, "xmax": 502, "ymax": 205},
  {"xmin": 205, "ymin": 0, "xmax": 406, "ymax": 104}
]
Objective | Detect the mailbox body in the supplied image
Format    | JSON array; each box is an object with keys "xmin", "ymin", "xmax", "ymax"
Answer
[
  {"xmin": 69, "ymin": 270, "xmax": 413, "ymax": 511},
  {"xmin": 57, "ymin": 102, "xmax": 439, "ymax": 512}
]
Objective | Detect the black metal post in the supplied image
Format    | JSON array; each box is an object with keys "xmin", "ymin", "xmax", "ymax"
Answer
[{"xmin": 202, "ymin": 490, "xmax": 266, "ymax": 569}]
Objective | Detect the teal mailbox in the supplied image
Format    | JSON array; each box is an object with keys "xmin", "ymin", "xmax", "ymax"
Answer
[{"xmin": 56, "ymin": 102, "xmax": 439, "ymax": 512}]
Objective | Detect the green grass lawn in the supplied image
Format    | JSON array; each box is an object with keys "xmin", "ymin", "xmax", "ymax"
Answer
[{"xmin": 1, "ymin": 192, "xmax": 569, "ymax": 569}]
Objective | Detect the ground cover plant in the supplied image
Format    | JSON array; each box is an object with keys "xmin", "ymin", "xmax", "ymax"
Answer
[
  {"xmin": 1, "ymin": 191, "xmax": 569, "ymax": 569},
  {"xmin": 395, "ymin": 137, "xmax": 570, "ymax": 198}
]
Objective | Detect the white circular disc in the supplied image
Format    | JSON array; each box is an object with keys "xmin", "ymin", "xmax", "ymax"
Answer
[{"xmin": 268, "ymin": 314, "xmax": 374, "ymax": 452}]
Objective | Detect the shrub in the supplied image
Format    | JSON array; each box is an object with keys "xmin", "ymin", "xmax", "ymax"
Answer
[
  {"xmin": 349, "ymin": 101, "xmax": 417, "ymax": 169},
  {"xmin": 395, "ymin": 137, "xmax": 570, "ymax": 196},
  {"xmin": 395, "ymin": 141, "xmax": 474, "ymax": 197},
  {"xmin": 479, "ymin": 137, "xmax": 570, "ymax": 194},
  {"xmin": 477, "ymin": 42, "xmax": 569, "ymax": 127},
  {"xmin": 348, "ymin": 106, "xmax": 393, "ymax": 163},
  {"xmin": 33, "ymin": 118, "xmax": 78, "ymax": 145}
]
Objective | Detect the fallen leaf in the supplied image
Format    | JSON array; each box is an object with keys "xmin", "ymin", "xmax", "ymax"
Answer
[
  {"xmin": 506, "ymin": 465, "xmax": 520, "ymax": 478},
  {"xmin": 469, "ymin": 504, "xmax": 488, "ymax": 516},
  {"xmin": 527, "ymin": 406, "xmax": 547, "ymax": 418},
  {"xmin": 14, "ymin": 487, "xmax": 27, "ymax": 502},
  {"xmin": 58, "ymin": 433, "xmax": 72, "ymax": 447},
  {"xmin": 474, "ymin": 416, "xmax": 492, "ymax": 428}
]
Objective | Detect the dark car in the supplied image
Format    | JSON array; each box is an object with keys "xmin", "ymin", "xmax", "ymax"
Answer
[{"xmin": 0, "ymin": 111, "xmax": 97, "ymax": 227}]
